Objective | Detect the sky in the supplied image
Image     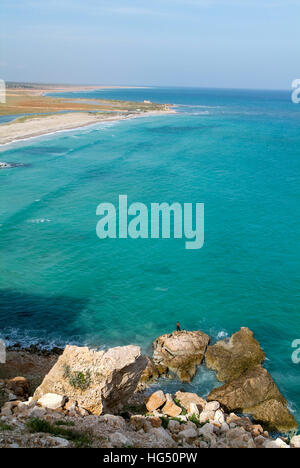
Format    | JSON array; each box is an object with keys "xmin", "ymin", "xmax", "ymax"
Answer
[{"xmin": 1, "ymin": 0, "xmax": 300, "ymax": 89}]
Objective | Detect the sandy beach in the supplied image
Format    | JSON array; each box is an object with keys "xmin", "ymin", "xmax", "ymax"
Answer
[{"xmin": 0, "ymin": 109, "xmax": 174, "ymax": 146}]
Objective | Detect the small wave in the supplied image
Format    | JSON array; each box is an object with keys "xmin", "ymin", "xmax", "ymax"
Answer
[
  {"xmin": 154, "ymin": 287, "xmax": 169, "ymax": 292},
  {"xmin": 27, "ymin": 218, "xmax": 51, "ymax": 224},
  {"xmin": 217, "ymin": 330, "xmax": 229, "ymax": 340}
]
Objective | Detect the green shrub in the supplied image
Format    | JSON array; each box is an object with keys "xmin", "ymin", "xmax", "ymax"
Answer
[
  {"xmin": 54, "ymin": 420, "xmax": 75, "ymax": 427},
  {"xmin": 63, "ymin": 365, "xmax": 91, "ymax": 391},
  {"xmin": 26, "ymin": 417, "xmax": 91, "ymax": 448},
  {"xmin": 0, "ymin": 422, "xmax": 13, "ymax": 431}
]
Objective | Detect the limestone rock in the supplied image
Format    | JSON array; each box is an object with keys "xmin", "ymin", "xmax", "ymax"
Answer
[
  {"xmin": 290, "ymin": 435, "xmax": 300, "ymax": 448},
  {"xmin": 146, "ymin": 390, "xmax": 166, "ymax": 412},
  {"xmin": 37, "ymin": 393, "xmax": 65, "ymax": 410},
  {"xmin": 244, "ymin": 399, "xmax": 298, "ymax": 433},
  {"xmin": 205, "ymin": 327, "xmax": 265, "ymax": 382},
  {"xmin": 33, "ymin": 345, "xmax": 147, "ymax": 415},
  {"xmin": 153, "ymin": 330, "xmax": 210, "ymax": 382},
  {"xmin": 162, "ymin": 400, "xmax": 182, "ymax": 417},
  {"xmin": 6, "ymin": 377, "xmax": 29, "ymax": 399},
  {"xmin": 204, "ymin": 401, "xmax": 220, "ymax": 412},
  {"xmin": 208, "ymin": 365, "xmax": 286, "ymax": 412},
  {"xmin": 137, "ymin": 356, "xmax": 160, "ymax": 390},
  {"xmin": 175, "ymin": 391, "xmax": 206, "ymax": 412}
]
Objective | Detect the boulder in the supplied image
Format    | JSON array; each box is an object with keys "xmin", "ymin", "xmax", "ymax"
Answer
[
  {"xmin": 153, "ymin": 330, "xmax": 210, "ymax": 382},
  {"xmin": 208, "ymin": 365, "xmax": 285, "ymax": 411},
  {"xmin": 244, "ymin": 399, "xmax": 298, "ymax": 433},
  {"xmin": 146, "ymin": 390, "xmax": 166, "ymax": 412},
  {"xmin": 37, "ymin": 393, "xmax": 65, "ymax": 410},
  {"xmin": 208, "ymin": 365, "xmax": 297, "ymax": 433},
  {"xmin": 175, "ymin": 391, "xmax": 206, "ymax": 412},
  {"xmin": 6, "ymin": 377, "xmax": 30, "ymax": 399},
  {"xmin": 33, "ymin": 345, "xmax": 147, "ymax": 415},
  {"xmin": 162, "ymin": 400, "xmax": 182, "ymax": 417},
  {"xmin": 205, "ymin": 327, "xmax": 265, "ymax": 382}
]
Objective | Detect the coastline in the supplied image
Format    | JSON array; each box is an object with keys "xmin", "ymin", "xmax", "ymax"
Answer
[{"xmin": 0, "ymin": 108, "xmax": 175, "ymax": 147}]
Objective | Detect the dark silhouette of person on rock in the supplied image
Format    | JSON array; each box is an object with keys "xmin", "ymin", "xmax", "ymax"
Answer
[{"xmin": 176, "ymin": 321, "xmax": 181, "ymax": 331}]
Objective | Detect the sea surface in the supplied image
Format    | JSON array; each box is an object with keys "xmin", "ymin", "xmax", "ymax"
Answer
[{"xmin": 0, "ymin": 88, "xmax": 299, "ymax": 422}]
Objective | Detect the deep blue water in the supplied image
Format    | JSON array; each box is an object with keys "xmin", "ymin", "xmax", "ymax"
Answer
[{"xmin": 0, "ymin": 88, "xmax": 299, "ymax": 422}]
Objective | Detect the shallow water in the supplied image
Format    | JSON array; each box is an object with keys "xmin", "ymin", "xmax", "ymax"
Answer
[{"xmin": 0, "ymin": 88, "xmax": 299, "ymax": 422}]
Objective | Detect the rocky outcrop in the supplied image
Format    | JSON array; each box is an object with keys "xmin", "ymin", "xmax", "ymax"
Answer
[
  {"xmin": 243, "ymin": 399, "xmax": 298, "ymax": 433},
  {"xmin": 33, "ymin": 345, "xmax": 147, "ymax": 415},
  {"xmin": 152, "ymin": 330, "xmax": 210, "ymax": 382},
  {"xmin": 205, "ymin": 327, "xmax": 265, "ymax": 382},
  {"xmin": 207, "ymin": 365, "xmax": 297, "ymax": 432},
  {"xmin": 137, "ymin": 356, "xmax": 167, "ymax": 390}
]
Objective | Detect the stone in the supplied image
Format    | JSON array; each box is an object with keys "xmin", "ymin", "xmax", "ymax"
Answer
[
  {"xmin": 220, "ymin": 422, "xmax": 230, "ymax": 433},
  {"xmin": 146, "ymin": 390, "xmax": 166, "ymax": 412},
  {"xmin": 99, "ymin": 414, "xmax": 126, "ymax": 429},
  {"xmin": 208, "ymin": 365, "xmax": 286, "ymax": 412},
  {"xmin": 188, "ymin": 403, "xmax": 199, "ymax": 415},
  {"xmin": 205, "ymin": 327, "xmax": 265, "ymax": 382},
  {"xmin": 33, "ymin": 344, "xmax": 147, "ymax": 415},
  {"xmin": 204, "ymin": 401, "xmax": 220, "ymax": 412},
  {"xmin": 147, "ymin": 416, "xmax": 162, "ymax": 428},
  {"xmin": 178, "ymin": 428, "xmax": 198, "ymax": 441},
  {"xmin": 198, "ymin": 423, "xmax": 214, "ymax": 438},
  {"xmin": 28, "ymin": 406, "xmax": 47, "ymax": 418},
  {"xmin": 244, "ymin": 399, "xmax": 298, "ymax": 433},
  {"xmin": 51, "ymin": 436, "xmax": 70, "ymax": 448},
  {"xmin": 6, "ymin": 377, "xmax": 29, "ymax": 399},
  {"xmin": 153, "ymin": 330, "xmax": 210, "ymax": 382},
  {"xmin": 37, "ymin": 393, "xmax": 65, "ymax": 410},
  {"xmin": 174, "ymin": 391, "xmax": 206, "ymax": 411},
  {"xmin": 162, "ymin": 400, "xmax": 182, "ymax": 417},
  {"xmin": 264, "ymin": 438, "xmax": 290, "ymax": 449},
  {"xmin": 130, "ymin": 415, "xmax": 146, "ymax": 431},
  {"xmin": 109, "ymin": 432, "xmax": 131, "ymax": 447},
  {"xmin": 290, "ymin": 435, "xmax": 300, "ymax": 448},
  {"xmin": 200, "ymin": 410, "xmax": 215, "ymax": 424},
  {"xmin": 168, "ymin": 419, "xmax": 181, "ymax": 433},
  {"xmin": 214, "ymin": 409, "xmax": 225, "ymax": 425},
  {"xmin": 150, "ymin": 427, "xmax": 176, "ymax": 448}
]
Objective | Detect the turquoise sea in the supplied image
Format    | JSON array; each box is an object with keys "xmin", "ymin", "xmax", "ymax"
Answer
[{"xmin": 0, "ymin": 88, "xmax": 299, "ymax": 423}]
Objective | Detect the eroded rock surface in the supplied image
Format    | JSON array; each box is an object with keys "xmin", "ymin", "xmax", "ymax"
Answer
[
  {"xmin": 33, "ymin": 345, "xmax": 147, "ymax": 415},
  {"xmin": 205, "ymin": 327, "xmax": 265, "ymax": 382},
  {"xmin": 152, "ymin": 330, "xmax": 210, "ymax": 382}
]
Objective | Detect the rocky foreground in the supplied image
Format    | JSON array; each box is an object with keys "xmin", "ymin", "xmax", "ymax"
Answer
[{"xmin": 0, "ymin": 327, "xmax": 299, "ymax": 449}]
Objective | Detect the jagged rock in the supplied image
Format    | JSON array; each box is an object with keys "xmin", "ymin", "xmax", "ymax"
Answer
[
  {"xmin": 147, "ymin": 416, "xmax": 162, "ymax": 428},
  {"xmin": 204, "ymin": 401, "xmax": 220, "ymax": 412},
  {"xmin": 37, "ymin": 393, "xmax": 65, "ymax": 410},
  {"xmin": 153, "ymin": 330, "xmax": 210, "ymax": 382},
  {"xmin": 208, "ymin": 365, "xmax": 286, "ymax": 411},
  {"xmin": 137, "ymin": 357, "xmax": 160, "ymax": 390},
  {"xmin": 290, "ymin": 435, "xmax": 300, "ymax": 448},
  {"xmin": 214, "ymin": 409, "xmax": 225, "ymax": 425},
  {"xmin": 149, "ymin": 427, "xmax": 176, "ymax": 448},
  {"xmin": 205, "ymin": 328, "xmax": 265, "ymax": 382},
  {"xmin": 162, "ymin": 400, "xmax": 182, "ymax": 417},
  {"xmin": 175, "ymin": 391, "xmax": 206, "ymax": 412},
  {"xmin": 146, "ymin": 390, "xmax": 166, "ymax": 412},
  {"xmin": 244, "ymin": 399, "xmax": 298, "ymax": 433},
  {"xmin": 33, "ymin": 345, "xmax": 147, "ymax": 415}
]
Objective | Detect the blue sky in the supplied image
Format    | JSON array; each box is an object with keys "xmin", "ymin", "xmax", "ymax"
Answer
[{"xmin": 1, "ymin": 0, "xmax": 299, "ymax": 89}]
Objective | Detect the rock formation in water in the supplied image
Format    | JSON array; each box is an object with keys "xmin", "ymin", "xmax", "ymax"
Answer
[{"xmin": 152, "ymin": 330, "xmax": 210, "ymax": 382}]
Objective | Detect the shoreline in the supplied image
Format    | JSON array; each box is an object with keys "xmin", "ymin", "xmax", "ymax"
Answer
[{"xmin": 0, "ymin": 109, "xmax": 175, "ymax": 147}]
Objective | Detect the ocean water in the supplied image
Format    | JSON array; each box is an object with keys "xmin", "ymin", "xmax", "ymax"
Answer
[{"xmin": 0, "ymin": 88, "xmax": 299, "ymax": 421}]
